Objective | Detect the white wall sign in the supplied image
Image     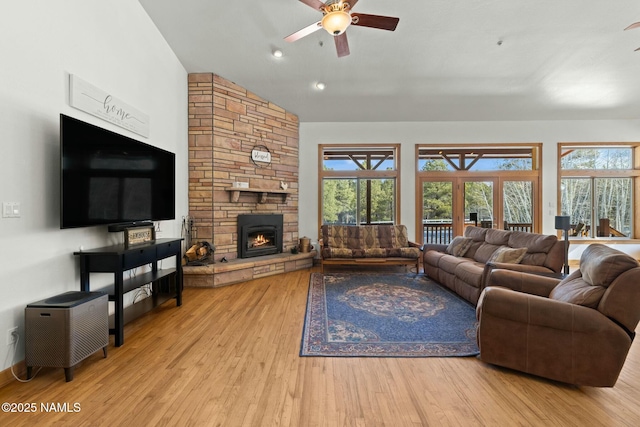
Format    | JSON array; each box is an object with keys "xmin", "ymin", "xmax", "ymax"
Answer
[
  {"xmin": 251, "ymin": 146, "xmax": 272, "ymax": 167},
  {"xmin": 69, "ymin": 74, "xmax": 150, "ymax": 137}
]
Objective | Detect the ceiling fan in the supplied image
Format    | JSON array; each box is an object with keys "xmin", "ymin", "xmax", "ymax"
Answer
[
  {"xmin": 284, "ymin": 0, "xmax": 399, "ymax": 58},
  {"xmin": 624, "ymin": 22, "xmax": 640, "ymax": 51}
]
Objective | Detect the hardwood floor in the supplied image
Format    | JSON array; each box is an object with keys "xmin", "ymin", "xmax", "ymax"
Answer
[{"xmin": 1, "ymin": 267, "xmax": 639, "ymax": 426}]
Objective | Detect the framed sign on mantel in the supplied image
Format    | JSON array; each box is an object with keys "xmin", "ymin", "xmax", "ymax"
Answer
[{"xmin": 69, "ymin": 74, "xmax": 150, "ymax": 137}]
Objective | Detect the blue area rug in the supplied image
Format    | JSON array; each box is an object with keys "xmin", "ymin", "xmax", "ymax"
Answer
[{"xmin": 301, "ymin": 273, "xmax": 479, "ymax": 357}]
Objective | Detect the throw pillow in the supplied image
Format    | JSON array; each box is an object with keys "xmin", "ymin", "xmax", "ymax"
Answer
[
  {"xmin": 446, "ymin": 236, "xmax": 473, "ymax": 257},
  {"xmin": 488, "ymin": 246, "xmax": 527, "ymax": 264}
]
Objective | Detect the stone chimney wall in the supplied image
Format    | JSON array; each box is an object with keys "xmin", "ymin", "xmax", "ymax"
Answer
[{"xmin": 188, "ymin": 73, "xmax": 299, "ymax": 261}]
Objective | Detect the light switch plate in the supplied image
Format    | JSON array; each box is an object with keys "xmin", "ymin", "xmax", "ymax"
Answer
[{"xmin": 2, "ymin": 202, "xmax": 20, "ymax": 218}]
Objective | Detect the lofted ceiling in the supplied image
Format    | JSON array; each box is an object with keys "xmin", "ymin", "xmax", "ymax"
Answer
[{"xmin": 138, "ymin": 0, "xmax": 640, "ymax": 123}]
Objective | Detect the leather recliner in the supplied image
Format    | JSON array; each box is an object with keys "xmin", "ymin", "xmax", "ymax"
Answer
[{"xmin": 476, "ymin": 244, "xmax": 640, "ymax": 387}]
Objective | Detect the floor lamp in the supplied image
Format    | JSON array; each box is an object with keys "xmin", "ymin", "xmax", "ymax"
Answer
[{"xmin": 555, "ymin": 215, "xmax": 571, "ymax": 275}]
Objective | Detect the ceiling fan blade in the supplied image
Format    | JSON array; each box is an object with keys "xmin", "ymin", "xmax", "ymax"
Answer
[
  {"xmin": 624, "ymin": 22, "xmax": 640, "ymax": 31},
  {"xmin": 335, "ymin": 32, "xmax": 350, "ymax": 57},
  {"xmin": 285, "ymin": 21, "xmax": 323, "ymax": 42},
  {"xmin": 347, "ymin": 0, "xmax": 359, "ymax": 8},
  {"xmin": 299, "ymin": 0, "xmax": 326, "ymax": 11},
  {"xmin": 351, "ymin": 13, "xmax": 399, "ymax": 31}
]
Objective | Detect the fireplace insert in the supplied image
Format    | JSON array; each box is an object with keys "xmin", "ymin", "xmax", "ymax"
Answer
[{"xmin": 237, "ymin": 214, "xmax": 283, "ymax": 258}]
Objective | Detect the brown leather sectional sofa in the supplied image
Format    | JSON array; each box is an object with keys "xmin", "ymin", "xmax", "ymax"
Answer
[{"xmin": 423, "ymin": 226, "xmax": 564, "ymax": 305}]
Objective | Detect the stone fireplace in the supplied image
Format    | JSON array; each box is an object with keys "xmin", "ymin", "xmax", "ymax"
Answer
[
  {"xmin": 184, "ymin": 73, "xmax": 313, "ymax": 288},
  {"xmin": 237, "ymin": 214, "xmax": 283, "ymax": 258},
  {"xmin": 187, "ymin": 73, "xmax": 299, "ymax": 261}
]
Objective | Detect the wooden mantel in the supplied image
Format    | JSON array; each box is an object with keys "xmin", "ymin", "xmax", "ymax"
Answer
[{"xmin": 225, "ymin": 187, "xmax": 293, "ymax": 203}]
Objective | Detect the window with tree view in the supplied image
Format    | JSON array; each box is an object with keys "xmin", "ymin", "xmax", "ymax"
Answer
[
  {"xmin": 320, "ymin": 146, "xmax": 398, "ymax": 226},
  {"xmin": 417, "ymin": 145, "xmax": 540, "ymax": 244},
  {"xmin": 559, "ymin": 144, "xmax": 639, "ymax": 239}
]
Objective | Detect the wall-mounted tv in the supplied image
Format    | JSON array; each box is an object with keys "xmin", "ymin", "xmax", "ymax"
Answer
[{"xmin": 60, "ymin": 114, "xmax": 175, "ymax": 229}]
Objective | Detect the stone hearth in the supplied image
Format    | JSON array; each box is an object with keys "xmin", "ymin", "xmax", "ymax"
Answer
[{"xmin": 183, "ymin": 251, "xmax": 316, "ymax": 288}]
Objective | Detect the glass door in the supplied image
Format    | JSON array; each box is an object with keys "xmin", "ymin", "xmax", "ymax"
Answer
[
  {"xmin": 464, "ymin": 179, "xmax": 496, "ymax": 229},
  {"xmin": 419, "ymin": 177, "xmax": 496, "ymax": 243},
  {"xmin": 419, "ymin": 177, "xmax": 500, "ymax": 244},
  {"xmin": 503, "ymin": 180, "xmax": 534, "ymax": 232},
  {"xmin": 421, "ymin": 179, "xmax": 454, "ymax": 244}
]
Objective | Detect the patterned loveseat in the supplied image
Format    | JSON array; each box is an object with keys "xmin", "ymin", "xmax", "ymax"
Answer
[{"xmin": 320, "ymin": 224, "xmax": 422, "ymax": 272}]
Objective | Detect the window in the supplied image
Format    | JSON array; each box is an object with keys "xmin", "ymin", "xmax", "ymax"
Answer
[
  {"xmin": 418, "ymin": 147, "xmax": 535, "ymax": 172},
  {"xmin": 320, "ymin": 145, "xmax": 399, "ymax": 226},
  {"xmin": 559, "ymin": 144, "xmax": 640, "ymax": 239},
  {"xmin": 416, "ymin": 144, "xmax": 541, "ymax": 243}
]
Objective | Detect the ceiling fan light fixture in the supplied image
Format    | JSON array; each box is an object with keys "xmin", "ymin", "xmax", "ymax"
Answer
[
  {"xmin": 285, "ymin": 0, "xmax": 398, "ymax": 57},
  {"xmin": 321, "ymin": 10, "xmax": 352, "ymax": 36}
]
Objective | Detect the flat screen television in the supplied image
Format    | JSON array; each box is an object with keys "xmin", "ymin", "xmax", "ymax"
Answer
[{"xmin": 60, "ymin": 114, "xmax": 175, "ymax": 229}]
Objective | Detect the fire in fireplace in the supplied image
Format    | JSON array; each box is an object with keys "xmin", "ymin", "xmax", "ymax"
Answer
[
  {"xmin": 237, "ymin": 214, "xmax": 283, "ymax": 258},
  {"xmin": 250, "ymin": 233, "xmax": 273, "ymax": 249}
]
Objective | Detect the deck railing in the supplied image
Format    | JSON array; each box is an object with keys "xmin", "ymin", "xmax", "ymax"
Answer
[
  {"xmin": 503, "ymin": 222, "xmax": 532, "ymax": 232},
  {"xmin": 423, "ymin": 222, "xmax": 454, "ymax": 244},
  {"xmin": 424, "ymin": 221, "xmax": 536, "ymax": 244}
]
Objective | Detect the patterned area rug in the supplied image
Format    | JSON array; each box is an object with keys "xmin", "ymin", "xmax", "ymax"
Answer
[{"xmin": 301, "ymin": 273, "xmax": 479, "ymax": 357}]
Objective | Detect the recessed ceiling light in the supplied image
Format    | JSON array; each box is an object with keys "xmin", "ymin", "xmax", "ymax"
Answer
[
  {"xmin": 273, "ymin": 49, "xmax": 283, "ymax": 58},
  {"xmin": 315, "ymin": 82, "xmax": 326, "ymax": 90}
]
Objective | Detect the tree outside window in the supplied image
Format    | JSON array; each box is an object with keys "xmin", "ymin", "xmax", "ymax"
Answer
[
  {"xmin": 321, "ymin": 146, "xmax": 399, "ymax": 226},
  {"xmin": 559, "ymin": 145, "xmax": 637, "ymax": 238},
  {"xmin": 418, "ymin": 145, "xmax": 540, "ymax": 243}
]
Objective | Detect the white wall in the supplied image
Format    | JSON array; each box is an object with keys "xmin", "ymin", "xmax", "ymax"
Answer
[
  {"xmin": 299, "ymin": 120, "xmax": 640, "ymax": 259},
  {"xmin": 0, "ymin": 1, "xmax": 188, "ymax": 370}
]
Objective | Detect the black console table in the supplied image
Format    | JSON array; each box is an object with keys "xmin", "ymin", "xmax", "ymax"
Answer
[{"xmin": 74, "ymin": 238, "xmax": 183, "ymax": 347}]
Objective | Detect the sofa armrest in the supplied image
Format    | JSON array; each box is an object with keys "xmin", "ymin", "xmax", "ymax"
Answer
[
  {"xmin": 482, "ymin": 262, "xmax": 560, "ymax": 294},
  {"xmin": 487, "ymin": 261, "xmax": 556, "ymax": 275},
  {"xmin": 408, "ymin": 241, "xmax": 422, "ymax": 249},
  {"xmin": 486, "ymin": 268, "xmax": 561, "ymax": 297},
  {"xmin": 422, "ymin": 243, "xmax": 447, "ymax": 253}
]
